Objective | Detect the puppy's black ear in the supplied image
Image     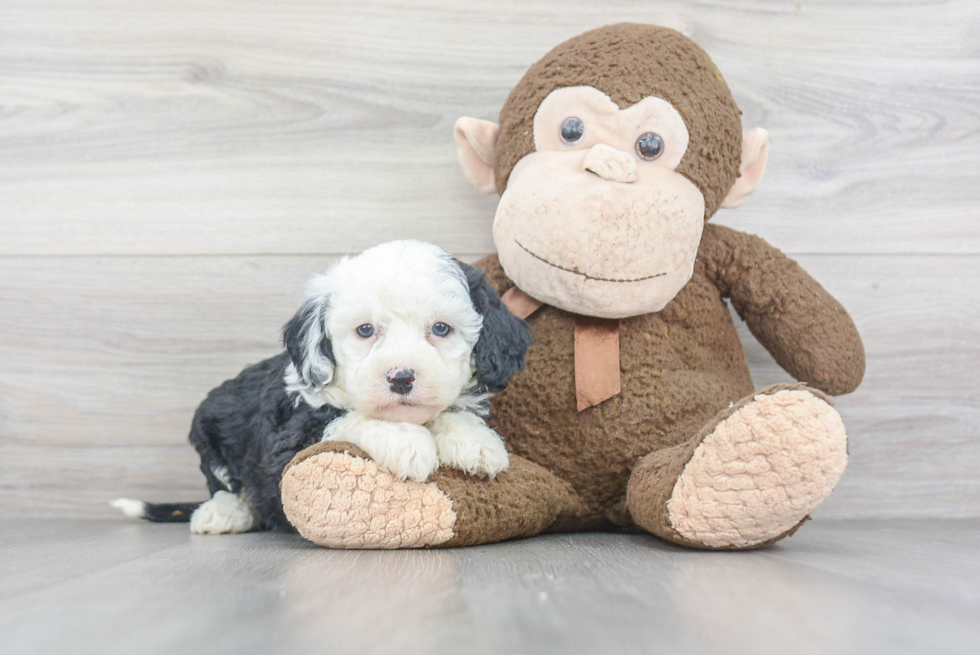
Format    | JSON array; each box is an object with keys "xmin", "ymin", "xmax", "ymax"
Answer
[
  {"xmin": 282, "ymin": 287, "xmax": 335, "ymax": 392},
  {"xmin": 456, "ymin": 260, "xmax": 532, "ymax": 393}
]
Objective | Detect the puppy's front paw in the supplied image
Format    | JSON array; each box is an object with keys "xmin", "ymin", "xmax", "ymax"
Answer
[
  {"xmin": 372, "ymin": 423, "xmax": 440, "ymax": 482},
  {"xmin": 437, "ymin": 428, "xmax": 509, "ymax": 478},
  {"xmin": 324, "ymin": 412, "xmax": 439, "ymax": 482},
  {"xmin": 430, "ymin": 412, "xmax": 510, "ymax": 478}
]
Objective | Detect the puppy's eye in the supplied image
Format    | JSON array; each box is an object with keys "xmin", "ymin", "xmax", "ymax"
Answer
[
  {"xmin": 560, "ymin": 117, "xmax": 584, "ymax": 144},
  {"xmin": 431, "ymin": 322, "xmax": 452, "ymax": 337},
  {"xmin": 635, "ymin": 132, "xmax": 664, "ymax": 161},
  {"xmin": 356, "ymin": 324, "xmax": 375, "ymax": 338}
]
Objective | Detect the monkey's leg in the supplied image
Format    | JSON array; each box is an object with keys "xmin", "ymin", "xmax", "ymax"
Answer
[
  {"xmin": 626, "ymin": 383, "xmax": 848, "ymax": 550},
  {"xmin": 280, "ymin": 441, "xmax": 575, "ymax": 549}
]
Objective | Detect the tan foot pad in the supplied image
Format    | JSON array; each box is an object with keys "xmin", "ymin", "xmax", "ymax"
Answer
[
  {"xmin": 669, "ymin": 389, "xmax": 848, "ymax": 549},
  {"xmin": 281, "ymin": 451, "xmax": 456, "ymax": 549}
]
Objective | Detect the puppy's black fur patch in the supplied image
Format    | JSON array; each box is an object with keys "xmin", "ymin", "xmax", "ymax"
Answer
[
  {"xmin": 140, "ymin": 502, "xmax": 204, "ymax": 522},
  {"xmin": 282, "ymin": 296, "xmax": 335, "ymax": 389},
  {"xmin": 188, "ymin": 353, "xmax": 344, "ymax": 530},
  {"xmin": 133, "ymin": 353, "xmax": 342, "ymax": 530},
  {"xmin": 457, "ymin": 260, "xmax": 533, "ymax": 393}
]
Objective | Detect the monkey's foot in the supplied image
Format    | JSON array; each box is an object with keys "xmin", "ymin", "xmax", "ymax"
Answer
[
  {"xmin": 628, "ymin": 384, "xmax": 848, "ymax": 549},
  {"xmin": 281, "ymin": 441, "xmax": 573, "ymax": 549},
  {"xmin": 281, "ymin": 442, "xmax": 456, "ymax": 549}
]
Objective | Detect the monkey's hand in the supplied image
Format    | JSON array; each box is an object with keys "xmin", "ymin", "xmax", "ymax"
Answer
[{"xmin": 697, "ymin": 223, "xmax": 865, "ymax": 395}]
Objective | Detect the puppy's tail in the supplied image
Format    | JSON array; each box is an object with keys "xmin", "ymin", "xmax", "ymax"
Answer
[{"xmin": 110, "ymin": 498, "xmax": 203, "ymax": 523}]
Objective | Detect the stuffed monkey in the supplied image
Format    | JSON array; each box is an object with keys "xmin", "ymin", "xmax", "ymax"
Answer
[{"xmin": 281, "ymin": 23, "xmax": 865, "ymax": 550}]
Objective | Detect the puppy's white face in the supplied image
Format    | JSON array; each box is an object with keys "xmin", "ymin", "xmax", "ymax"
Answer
[{"xmin": 292, "ymin": 241, "xmax": 483, "ymax": 424}]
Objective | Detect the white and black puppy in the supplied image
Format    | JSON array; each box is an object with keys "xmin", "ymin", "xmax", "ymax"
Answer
[{"xmin": 112, "ymin": 241, "xmax": 531, "ymax": 534}]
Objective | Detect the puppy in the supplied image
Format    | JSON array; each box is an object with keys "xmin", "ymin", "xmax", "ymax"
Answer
[{"xmin": 112, "ymin": 241, "xmax": 531, "ymax": 534}]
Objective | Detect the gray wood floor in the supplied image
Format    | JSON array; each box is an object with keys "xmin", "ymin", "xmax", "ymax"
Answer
[{"xmin": 1, "ymin": 519, "xmax": 978, "ymax": 655}]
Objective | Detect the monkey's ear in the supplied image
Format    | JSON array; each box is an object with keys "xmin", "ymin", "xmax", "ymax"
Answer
[
  {"xmin": 454, "ymin": 117, "xmax": 500, "ymax": 194},
  {"xmin": 721, "ymin": 128, "xmax": 769, "ymax": 209}
]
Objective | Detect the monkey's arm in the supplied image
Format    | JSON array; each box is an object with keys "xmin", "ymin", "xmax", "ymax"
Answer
[{"xmin": 697, "ymin": 223, "xmax": 865, "ymax": 395}]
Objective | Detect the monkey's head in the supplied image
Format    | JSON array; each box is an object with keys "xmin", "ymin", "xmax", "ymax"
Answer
[{"xmin": 455, "ymin": 24, "xmax": 769, "ymax": 319}]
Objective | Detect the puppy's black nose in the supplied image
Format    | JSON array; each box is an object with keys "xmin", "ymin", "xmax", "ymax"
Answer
[{"xmin": 387, "ymin": 369, "xmax": 415, "ymax": 395}]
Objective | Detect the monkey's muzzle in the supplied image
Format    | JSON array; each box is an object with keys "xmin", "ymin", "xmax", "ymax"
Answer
[{"xmin": 583, "ymin": 143, "xmax": 637, "ymax": 184}]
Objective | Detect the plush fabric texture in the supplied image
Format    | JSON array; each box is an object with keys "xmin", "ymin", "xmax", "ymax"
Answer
[
  {"xmin": 582, "ymin": 142, "xmax": 638, "ymax": 183},
  {"xmin": 721, "ymin": 128, "xmax": 770, "ymax": 208},
  {"xmin": 500, "ymin": 286, "xmax": 543, "ymax": 320},
  {"xmin": 434, "ymin": 455, "xmax": 574, "ymax": 547},
  {"xmin": 697, "ymin": 225, "xmax": 866, "ymax": 395},
  {"xmin": 532, "ymin": 89, "xmax": 691, "ymax": 173},
  {"xmin": 494, "ymin": 23, "xmax": 743, "ymax": 219},
  {"xmin": 628, "ymin": 384, "xmax": 847, "ymax": 549},
  {"xmin": 453, "ymin": 117, "xmax": 499, "ymax": 193},
  {"xmin": 280, "ymin": 441, "xmax": 456, "ymax": 549},
  {"xmin": 476, "ymin": 223, "xmax": 863, "ymax": 527},
  {"xmin": 493, "ymin": 146, "xmax": 705, "ymax": 318},
  {"xmin": 668, "ymin": 387, "xmax": 847, "ymax": 548},
  {"xmin": 478, "ymin": 251, "xmax": 755, "ymax": 523},
  {"xmin": 282, "ymin": 441, "xmax": 576, "ymax": 549},
  {"xmin": 573, "ymin": 317, "xmax": 621, "ymax": 411}
]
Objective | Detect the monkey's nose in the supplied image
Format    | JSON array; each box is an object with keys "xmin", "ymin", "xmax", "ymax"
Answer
[
  {"xmin": 583, "ymin": 143, "xmax": 637, "ymax": 183},
  {"xmin": 387, "ymin": 369, "xmax": 416, "ymax": 395}
]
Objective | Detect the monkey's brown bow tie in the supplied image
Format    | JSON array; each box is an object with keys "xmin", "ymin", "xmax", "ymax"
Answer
[{"xmin": 500, "ymin": 287, "xmax": 621, "ymax": 412}]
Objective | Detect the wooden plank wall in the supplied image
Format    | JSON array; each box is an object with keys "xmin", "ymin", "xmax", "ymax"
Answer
[{"xmin": 1, "ymin": 0, "xmax": 978, "ymax": 519}]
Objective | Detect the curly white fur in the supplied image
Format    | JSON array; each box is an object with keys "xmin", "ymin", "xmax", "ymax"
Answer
[{"xmin": 288, "ymin": 241, "xmax": 511, "ymax": 480}]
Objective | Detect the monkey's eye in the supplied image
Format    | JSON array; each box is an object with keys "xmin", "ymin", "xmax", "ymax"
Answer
[
  {"xmin": 431, "ymin": 322, "xmax": 452, "ymax": 337},
  {"xmin": 635, "ymin": 132, "xmax": 665, "ymax": 161},
  {"xmin": 356, "ymin": 324, "xmax": 375, "ymax": 338},
  {"xmin": 560, "ymin": 117, "xmax": 585, "ymax": 144}
]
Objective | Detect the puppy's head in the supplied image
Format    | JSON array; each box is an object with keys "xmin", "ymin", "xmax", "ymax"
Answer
[{"xmin": 283, "ymin": 241, "xmax": 531, "ymax": 424}]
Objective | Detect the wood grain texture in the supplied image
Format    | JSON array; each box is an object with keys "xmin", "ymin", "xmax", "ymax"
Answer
[
  {"xmin": 1, "ymin": 1, "xmax": 978, "ymax": 519},
  {"xmin": 1, "ymin": 0, "xmax": 978, "ymax": 255},
  {"xmin": 2, "ymin": 520, "xmax": 979, "ymax": 655},
  {"xmin": 1, "ymin": 255, "xmax": 977, "ymax": 518}
]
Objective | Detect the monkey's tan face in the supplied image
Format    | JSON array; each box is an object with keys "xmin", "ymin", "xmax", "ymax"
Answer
[{"xmin": 493, "ymin": 87, "xmax": 705, "ymax": 319}]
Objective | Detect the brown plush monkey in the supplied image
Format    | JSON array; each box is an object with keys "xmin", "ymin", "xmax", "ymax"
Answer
[{"xmin": 281, "ymin": 24, "xmax": 865, "ymax": 549}]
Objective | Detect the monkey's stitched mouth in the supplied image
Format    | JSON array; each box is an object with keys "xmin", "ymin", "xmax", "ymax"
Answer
[{"xmin": 514, "ymin": 240, "xmax": 666, "ymax": 283}]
